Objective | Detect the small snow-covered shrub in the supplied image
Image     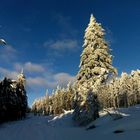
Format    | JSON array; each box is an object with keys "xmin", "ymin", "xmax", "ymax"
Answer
[
  {"xmin": 104, "ymin": 109, "xmax": 123, "ymax": 120},
  {"xmin": 73, "ymin": 89, "xmax": 99, "ymax": 126}
]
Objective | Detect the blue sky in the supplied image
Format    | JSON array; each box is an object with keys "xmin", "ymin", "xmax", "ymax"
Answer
[{"xmin": 0, "ymin": 0, "xmax": 140, "ymax": 106}]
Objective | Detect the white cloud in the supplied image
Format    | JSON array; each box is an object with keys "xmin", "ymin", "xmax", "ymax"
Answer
[
  {"xmin": 46, "ymin": 72, "xmax": 75, "ymax": 88},
  {"xmin": 43, "ymin": 14, "xmax": 79, "ymax": 56},
  {"xmin": 0, "ymin": 67, "xmax": 18, "ymax": 79},
  {"xmin": 44, "ymin": 39, "xmax": 78, "ymax": 51},
  {"xmin": 53, "ymin": 72, "xmax": 75, "ymax": 87},
  {"xmin": 26, "ymin": 72, "xmax": 75, "ymax": 89},
  {"xmin": 0, "ymin": 66, "xmax": 75, "ymax": 95},
  {"xmin": 14, "ymin": 62, "xmax": 45, "ymax": 73},
  {"xmin": 27, "ymin": 77, "xmax": 47, "ymax": 87},
  {"xmin": 24, "ymin": 62, "xmax": 45, "ymax": 72},
  {"xmin": 0, "ymin": 45, "xmax": 18, "ymax": 62}
]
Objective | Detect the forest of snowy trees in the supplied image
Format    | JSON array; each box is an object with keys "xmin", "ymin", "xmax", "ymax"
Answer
[
  {"xmin": 98, "ymin": 70, "xmax": 140, "ymax": 109},
  {"xmin": 0, "ymin": 71, "xmax": 27, "ymax": 123},
  {"xmin": 32, "ymin": 83, "xmax": 75, "ymax": 116},
  {"xmin": 1, "ymin": 14, "xmax": 139, "ymax": 126},
  {"xmin": 31, "ymin": 15, "xmax": 140, "ymax": 126}
]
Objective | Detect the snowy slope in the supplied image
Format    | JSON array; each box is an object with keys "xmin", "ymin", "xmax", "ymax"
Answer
[{"xmin": 1, "ymin": 105, "xmax": 140, "ymax": 140}]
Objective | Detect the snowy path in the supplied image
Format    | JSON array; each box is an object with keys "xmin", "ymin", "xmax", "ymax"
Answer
[
  {"xmin": 0, "ymin": 115, "xmax": 56, "ymax": 140},
  {"xmin": 1, "ymin": 106, "xmax": 140, "ymax": 140},
  {"xmin": 0, "ymin": 114, "xmax": 87, "ymax": 140}
]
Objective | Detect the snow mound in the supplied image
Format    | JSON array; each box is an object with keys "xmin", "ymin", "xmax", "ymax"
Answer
[{"xmin": 48, "ymin": 110, "xmax": 74, "ymax": 128}]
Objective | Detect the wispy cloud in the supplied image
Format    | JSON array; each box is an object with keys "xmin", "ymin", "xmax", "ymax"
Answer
[
  {"xmin": 27, "ymin": 77, "xmax": 47, "ymax": 87},
  {"xmin": 14, "ymin": 62, "xmax": 45, "ymax": 73},
  {"xmin": 0, "ymin": 65, "xmax": 75, "ymax": 92},
  {"xmin": 0, "ymin": 45, "xmax": 18, "ymax": 62},
  {"xmin": 53, "ymin": 72, "xmax": 75, "ymax": 87},
  {"xmin": 27, "ymin": 72, "xmax": 75, "ymax": 89},
  {"xmin": 43, "ymin": 14, "xmax": 80, "ymax": 57},
  {"xmin": 0, "ymin": 18, "xmax": 77, "ymax": 95},
  {"xmin": 52, "ymin": 14, "xmax": 78, "ymax": 38},
  {"xmin": 0, "ymin": 67, "xmax": 18, "ymax": 79},
  {"xmin": 44, "ymin": 39, "xmax": 79, "ymax": 51}
]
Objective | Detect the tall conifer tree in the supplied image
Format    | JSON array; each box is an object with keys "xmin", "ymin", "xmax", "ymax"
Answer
[
  {"xmin": 73, "ymin": 14, "xmax": 117, "ymax": 125},
  {"xmin": 76, "ymin": 14, "xmax": 117, "ymax": 96}
]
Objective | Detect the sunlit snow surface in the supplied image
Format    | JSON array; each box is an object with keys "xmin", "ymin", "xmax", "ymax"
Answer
[{"xmin": 1, "ymin": 105, "xmax": 140, "ymax": 140}]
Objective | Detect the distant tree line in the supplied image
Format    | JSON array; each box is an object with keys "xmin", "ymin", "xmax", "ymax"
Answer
[
  {"xmin": 98, "ymin": 70, "xmax": 140, "ymax": 109},
  {"xmin": 0, "ymin": 72, "xmax": 27, "ymax": 123},
  {"xmin": 32, "ymin": 70, "xmax": 140, "ymax": 124},
  {"xmin": 32, "ymin": 83, "xmax": 75, "ymax": 116}
]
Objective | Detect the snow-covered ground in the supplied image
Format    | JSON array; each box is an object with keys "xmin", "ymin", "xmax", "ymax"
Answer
[{"xmin": 1, "ymin": 105, "xmax": 140, "ymax": 140}]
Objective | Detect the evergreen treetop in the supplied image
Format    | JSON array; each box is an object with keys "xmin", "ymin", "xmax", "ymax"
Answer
[{"xmin": 76, "ymin": 14, "xmax": 117, "ymax": 94}]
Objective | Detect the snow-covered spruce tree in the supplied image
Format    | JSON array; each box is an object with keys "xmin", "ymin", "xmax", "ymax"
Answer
[
  {"xmin": 65, "ymin": 82, "xmax": 75, "ymax": 110},
  {"xmin": 118, "ymin": 72, "xmax": 131, "ymax": 107},
  {"xmin": 130, "ymin": 70, "xmax": 140, "ymax": 104},
  {"xmin": 0, "ymin": 70, "xmax": 28, "ymax": 122},
  {"xmin": 43, "ymin": 91, "xmax": 50, "ymax": 115},
  {"xmin": 73, "ymin": 14, "xmax": 117, "ymax": 125},
  {"xmin": 16, "ymin": 70, "xmax": 28, "ymax": 118}
]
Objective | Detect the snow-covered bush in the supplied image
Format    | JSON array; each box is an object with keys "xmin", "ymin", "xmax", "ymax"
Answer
[
  {"xmin": 73, "ymin": 89, "xmax": 99, "ymax": 126},
  {"xmin": 104, "ymin": 109, "xmax": 123, "ymax": 120}
]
